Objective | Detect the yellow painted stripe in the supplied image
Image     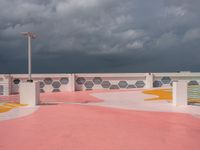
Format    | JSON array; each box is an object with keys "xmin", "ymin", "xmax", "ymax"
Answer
[
  {"xmin": 0, "ymin": 103, "xmax": 27, "ymax": 113},
  {"xmin": 0, "ymin": 107, "xmax": 12, "ymax": 113},
  {"xmin": 0, "ymin": 106, "xmax": 6, "ymax": 109},
  {"xmin": 143, "ymin": 89, "xmax": 172, "ymax": 101}
]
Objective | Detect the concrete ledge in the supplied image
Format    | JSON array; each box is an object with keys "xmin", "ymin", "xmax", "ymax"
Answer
[
  {"xmin": 19, "ymin": 82, "xmax": 40, "ymax": 106},
  {"xmin": 173, "ymin": 81, "xmax": 188, "ymax": 106}
]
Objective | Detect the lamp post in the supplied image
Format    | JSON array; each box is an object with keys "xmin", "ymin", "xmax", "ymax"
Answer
[{"xmin": 21, "ymin": 32, "xmax": 36, "ymax": 82}]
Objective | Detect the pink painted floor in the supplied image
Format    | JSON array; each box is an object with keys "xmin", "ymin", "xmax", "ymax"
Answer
[
  {"xmin": 0, "ymin": 90, "xmax": 106, "ymax": 103},
  {"xmin": 0, "ymin": 90, "xmax": 200, "ymax": 150},
  {"xmin": 0, "ymin": 89, "xmax": 141, "ymax": 103}
]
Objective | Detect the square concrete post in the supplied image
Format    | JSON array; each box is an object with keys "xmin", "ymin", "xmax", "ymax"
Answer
[
  {"xmin": 145, "ymin": 73, "xmax": 153, "ymax": 89},
  {"xmin": 19, "ymin": 82, "xmax": 40, "ymax": 106},
  {"xmin": 173, "ymin": 81, "xmax": 188, "ymax": 106},
  {"xmin": 69, "ymin": 74, "xmax": 75, "ymax": 92}
]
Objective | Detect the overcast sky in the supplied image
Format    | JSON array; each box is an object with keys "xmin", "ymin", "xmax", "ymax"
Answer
[{"xmin": 0, "ymin": 0, "xmax": 200, "ymax": 73}]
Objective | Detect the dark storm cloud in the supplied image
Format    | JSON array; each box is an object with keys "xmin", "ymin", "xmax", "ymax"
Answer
[{"xmin": 0, "ymin": 0, "xmax": 200, "ymax": 73}]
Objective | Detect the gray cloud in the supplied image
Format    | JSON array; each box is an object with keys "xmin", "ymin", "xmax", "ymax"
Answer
[{"xmin": 0, "ymin": 0, "xmax": 200, "ymax": 73}]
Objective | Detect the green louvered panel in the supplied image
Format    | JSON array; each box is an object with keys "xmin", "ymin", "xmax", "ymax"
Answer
[{"xmin": 188, "ymin": 85, "xmax": 200, "ymax": 99}]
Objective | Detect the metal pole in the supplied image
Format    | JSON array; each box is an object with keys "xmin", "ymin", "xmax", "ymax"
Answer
[
  {"xmin": 21, "ymin": 32, "xmax": 36, "ymax": 82},
  {"xmin": 28, "ymin": 35, "xmax": 32, "ymax": 82}
]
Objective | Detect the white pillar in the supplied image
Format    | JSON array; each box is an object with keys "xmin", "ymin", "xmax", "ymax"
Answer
[
  {"xmin": 173, "ymin": 81, "xmax": 188, "ymax": 106},
  {"xmin": 19, "ymin": 82, "xmax": 40, "ymax": 106},
  {"xmin": 145, "ymin": 73, "xmax": 153, "ymax": 89},
  {"xmin": 69, "ymin": 74, "xmax": 75, "ymax": 92}
]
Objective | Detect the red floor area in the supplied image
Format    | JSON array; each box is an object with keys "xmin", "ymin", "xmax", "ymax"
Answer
[
  {"xmin": 40, "ymin": 90, "xmax": 104, "ymax": 103},
  {"xmin": 0, "ymin": 90, "xmax": 105, "ymax": 103},
  {"xmin": 1, "ymin": 90, "xmax": 200, "ymax": 150},
  {"xmin": 0, "ymin": 89, "xmax": 138, "ymax": 103},
  {"xmin": 0, "ymin": 104, "xmax": 200, "ymax": 150}
]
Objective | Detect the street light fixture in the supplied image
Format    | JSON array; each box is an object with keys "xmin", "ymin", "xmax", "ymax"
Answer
[{"xmin": 21, "ymin": 32, "xmax": 36, "ymax": 82}]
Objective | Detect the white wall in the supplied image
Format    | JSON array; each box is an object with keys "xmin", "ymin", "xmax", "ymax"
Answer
[
  {"xmin": 0, "ymin": 72, "xmax": 200, "ymax": 95},
  {"xmin": 9, "ymin": 74, "xmax": 72, "ymax": 94},
  {"xmin": 75, "ymin": 73, "xmax": 146, "ymax": 91}
]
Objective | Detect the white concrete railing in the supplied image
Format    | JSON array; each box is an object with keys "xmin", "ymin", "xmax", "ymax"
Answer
[
  {"xmin": 0, "ymin": 75, "xmax": 11, "ymax": 96},
  {"xmin": 0, "ymin": 83, "xmax": 10, "ymax": 96},
  {"xmin": 0, "ymin": 72, "xmax": 200, "ymax": 95}
]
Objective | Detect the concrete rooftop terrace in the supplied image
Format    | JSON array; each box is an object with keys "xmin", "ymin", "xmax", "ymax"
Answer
[{"xmin": 0, "ymin": 88, "xmax": 200, "ymax": 150}]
